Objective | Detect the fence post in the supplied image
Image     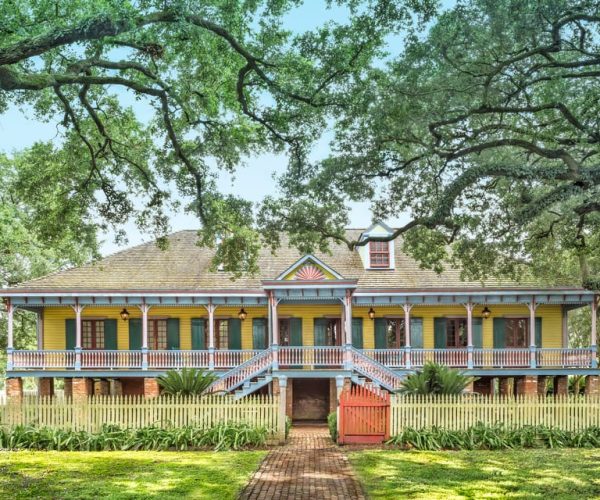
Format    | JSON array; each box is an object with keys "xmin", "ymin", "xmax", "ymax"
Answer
[{"xmin": 277, "ymin": 375, "xmax": 287, "ymax": 443}]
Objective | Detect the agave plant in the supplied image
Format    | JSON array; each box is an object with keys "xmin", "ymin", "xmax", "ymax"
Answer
[
  {"xmin": 399, "ymin": 362, "xmax": 476, "ymax": 395},
  {"xmin": 157, "ymin": 368, "xmax": 218, "ymax": 396}
]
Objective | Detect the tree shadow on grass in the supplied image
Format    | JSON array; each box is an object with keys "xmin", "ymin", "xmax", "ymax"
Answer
[
  {"xmin": 350, "ymin": 449, "xmax": 600, "ymax": 500},
  {"xmin": 0, "ymin": 451, "xmax": 265, "ymax": 500}
]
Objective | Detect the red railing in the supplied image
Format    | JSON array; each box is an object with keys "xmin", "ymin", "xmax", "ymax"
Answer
[
  {"xmin": 11, "ymin": 350, "xmax": 76, "ymax": 369},
  {"xmin": 472, "ymin": 348, "xmax": 530, "ymax": 368},
  {"xmin": 351, "ymin": 348, "xmax": 404, "ymax": 391},
  {"xmin": 208, "ymin": 349, "xmax": 273, "ymax": 393},
  {"xmin": 147, "ymin": 350, "xmax": 210, "ymax": 369},
  {"xmin": 411, "ymin": 349, "xmax": 469, "ymax": 368},
  {"xmin": 278, "ymin": 346, "xmax": 344, "ymax": 366},
  {"xmin": 81, "ymin": 350, "xmax": 143, "ymax": 369},
  {"xmin": 213, "ymin": 350, "xmax": 263, "ymax": 369},
  {"xmin": 536, "ymin": 348, "xmax": 593, "ymax": 368}
]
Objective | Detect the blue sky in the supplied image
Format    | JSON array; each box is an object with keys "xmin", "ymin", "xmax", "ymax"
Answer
[{"xmin": 0, "ymin": 1, "xmax": 446, "ymax": 255}]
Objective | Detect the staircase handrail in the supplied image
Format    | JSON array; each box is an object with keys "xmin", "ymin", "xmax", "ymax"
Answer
[
  {"xmin": 206, "ymin": 347, "xmax": 273, "ymax": 394},
  {"xmin": 351, "ymin": 347, "xmax": 404, "ymax": 391}
]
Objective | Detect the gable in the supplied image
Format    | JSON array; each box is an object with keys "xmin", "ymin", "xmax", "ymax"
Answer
[{"xmin": 276, "ymin": 255, "xmax": 344, "ymax": 281}]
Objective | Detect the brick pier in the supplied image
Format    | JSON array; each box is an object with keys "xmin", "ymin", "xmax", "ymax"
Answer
[{"xmin": 239, "ymin": 424, "xmax": 365, "ymax": 499}]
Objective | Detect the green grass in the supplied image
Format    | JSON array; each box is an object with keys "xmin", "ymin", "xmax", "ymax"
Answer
[
  {"xmin": 0, "ymin": 450, "xmax": 266, "ymax": 499},
  {"xmin": 349, "ymin": 449, "xmax": 600, "ymax": 499}
]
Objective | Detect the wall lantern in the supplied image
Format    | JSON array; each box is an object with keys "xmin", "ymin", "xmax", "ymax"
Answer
[
  {"xmin": 120, "ymin": 308, "xmax": 130, "ymax": 321},
  {"xmin": 368, "ymin": 307, "xmax": 376, "ymax": 320},
  {"xmin": 482, "ymin": 306, "xmax": 491, "ymax": 320},
  {"xmin": 238, "ymin": 308, "xmax": 248, "ymax": 321}
]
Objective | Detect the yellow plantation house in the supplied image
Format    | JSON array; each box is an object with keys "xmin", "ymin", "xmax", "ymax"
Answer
[{"xmin": 3, "ymin": 222, "xmax": 599, "ymax": 419}]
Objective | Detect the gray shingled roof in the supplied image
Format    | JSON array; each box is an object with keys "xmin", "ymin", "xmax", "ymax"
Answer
[{"xmin": 9, "ymin": 229, "xmax": 562, "ymax": 292}]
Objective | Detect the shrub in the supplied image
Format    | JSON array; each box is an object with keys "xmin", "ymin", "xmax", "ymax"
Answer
[
  {"xmin": 157, "ymin": 368, "xmax": 218, "ymax": 396},
  {"xmin": 285, "ymin": 417, "xmax": 292, "ymax": 440},
  {"xmin": 0, "ymin": 422, "xmax": 269, "ymax": 452},
  {"xmin": 399, "ymin": 362, "xmax": 476, "ymax": 395},
  {"xmin": 328, "ymin": 412, "xmax": 337, "ymax": 442},
  {"xmin": 386, "ymin": 424, "xmax": 600, "ymax": 450}
]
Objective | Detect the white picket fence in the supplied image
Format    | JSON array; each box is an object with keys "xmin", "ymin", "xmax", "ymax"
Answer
[
  {"xmin": 0, "ymin": 394, "xmax": 282, "ymax": 436},
  {"xmin": 391, "ymin": 394, "xmax": 600, "ymax": 434}
]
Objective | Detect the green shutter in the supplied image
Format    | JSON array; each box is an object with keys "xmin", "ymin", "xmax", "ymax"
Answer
[
  {"xmin": 314, "ymin": 319, "xmax": 328, "ymax": 346},
  {"xmin": 352, "ymin": 318, "xmax": 363, "ymax": 349},
  {"xmin": 434, "ymin": 318, "xmax": 446, "ymax": 349},
  {"xmin": 472, "ymin": 317, "xmax": 483, "ymax": 348},
  {"xmin": 104, "ymin": 319, "xmax": 118, "ymax": 350},
  {"xmin": 493, "ymin": 318, "xmax": 506, "ymax": 348},
  {"xmin": 252, "ymin": 318, "xmax": 267, "ymax": 349},
  {"xmin": 290, "ymin": 318, "xmax": 303, "ymax": 346},
  {"xmin": 167, "ymin": 318, "xmax": 180, "ymax": 350},
  {"xmin": 229, "ymin": 318, "xmax": 242, "ymax": 349},
  {"xmin": 191, "ymin": 318, "xmax": 206, "ymax": 350},
  {"xmin": 374, "ymin": 318, "xmax": 386, "ymax": 349},
  {"xmin": 129, "ymin": 318, "xmax": 142, "ymax": 350},
  {"xmin": 65, "ymin": 319, "xmax": 76, "ymax": 350},
  {"xmin": 410, "ymin": 318, "xmax": 423, "ymax": 348},
  {"xmin": 535, "ymin": 317, "xmax": 542, "ymax": 347}
]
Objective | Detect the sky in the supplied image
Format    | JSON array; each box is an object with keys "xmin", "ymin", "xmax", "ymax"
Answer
[{"xmin": 0, "ymin": 1, "xmax": 440, "ymax": 256}]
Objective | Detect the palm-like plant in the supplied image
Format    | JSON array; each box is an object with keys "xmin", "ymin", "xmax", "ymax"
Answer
[
  {"xmin": 400, "ymin": 362, "xmax": 476, "ymax": 395},
  {"xmin": 157, "ymin": 368, "xmax": 218, "ymax": 396}
]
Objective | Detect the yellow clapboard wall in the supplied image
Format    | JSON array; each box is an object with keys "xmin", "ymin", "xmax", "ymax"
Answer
[{"xmin": 42, "ymin": 303, "xmax": 564, "ymax": 350}]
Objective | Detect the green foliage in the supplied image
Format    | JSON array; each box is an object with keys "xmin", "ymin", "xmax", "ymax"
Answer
[
  {"xmin": 0, "ymin": 423, "xmax": 269, "ymax": 452},
  {"xmin": 285, "ymin": 416, "xmax": 292, "ymax": 440},
  {"xmin": 328, "ymin": 411, "xmax": 338, "ymax": 442},
  {"xmin": 0, "ymin": 450, "xmax": 266, "ymax": 500},
  {"xmin": 399, "ymin": 363, "xmax": 476, "ymax": 395},
  {"xmin": 0, "ymin": 0, "xmax": 436, "ymax": 277},
  {"xmin": 157, "ymin": 368, "xmax": 218, "ymax": 396},
  {"xmin": 387, "ymin": 424, "xmax": 600, "ymax": 451},
  {"xmin": 350, "ymin": 448, "xmax": 600, "ymax": 499},
  {"xmin": 270, "ymin": 1, "xmax": 600, "ymax": 289}
]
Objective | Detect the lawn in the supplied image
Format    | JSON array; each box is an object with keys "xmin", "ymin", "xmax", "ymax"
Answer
[
  {"xmin": 0, "ymin": 450, "xmax": 266, "ymax": 499},
  {"xmin": 349, "ymin": 449, "xmax": 600, "ymax": 499}
]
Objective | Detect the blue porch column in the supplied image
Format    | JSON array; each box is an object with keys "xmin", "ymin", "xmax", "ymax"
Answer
[
  {"xmin": 403, "ymin": 303, "xmax": 412, "ymax": 369},
  {"xmin": 528, "ymin": 297, "xmax": 538, "ymax": 368},
  {"xmin": 592, "ymin": 296, "xmax": 598, "ymax": 368},
  {"xmin": 465, "ymin": 302, "xmax": 474, "ymax": 369},
  {"xmin": 72, "ymin": 301, "xmax": 84, "ymax": 370}
]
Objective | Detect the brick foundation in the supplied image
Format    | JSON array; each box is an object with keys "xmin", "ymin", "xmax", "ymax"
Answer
[
  {"xmin": 516, "ymin": 376, "xmax": 538, "ymax": 396},
  {"xmin": 6, "ymin": 378, "xmax": 23, "ymax": 401},
  {"xmin": 73, "ymin": 378, "xmax": 93, "ymax": 399},
  {"xmin": 538, "ymin": 376, "xmax": 549, "ymax": 396},
  {"xmin": 499, "ymin": 377, "xmax": 512, "ymax": 396},
  {"xmin": 554, "ymin": 375, "xmax": 568, "ymax": 396},
  {"xmin": 144, "ymin": 378, "xmax": 161, "ymax": 398},
  {"xmin": 329, "ymin": 379, "xmax": 337, "ymax": 414},
  {"xmin": 94, "ymin": 379, "xmax": 110, "ymax": 396},
  {"xmin": 64, "ymin": 379, "xmax": 73, "ymax": 399},
  {"xmin": 473, "ymin": 377, "xmax": 495, "ymax": 395},
  {"xmin": 111, "ymin": 379, "xmax": 123, "ymax": 396},
  {"xmin": 585, "ymin": 375, "xmax": 600, "ymax": 396},
  {"xmin": 286, "ymin": 379, "xmax": 293, "ymax": 419},
  {"xmin": 38, "ymin": 378, "xmax": 55, "ymax": 398}
]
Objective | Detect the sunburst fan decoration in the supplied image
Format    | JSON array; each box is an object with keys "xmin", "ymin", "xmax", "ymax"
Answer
[{"xmin": 295, "ymin": 264, "xmax": 325, "ymax": 281}]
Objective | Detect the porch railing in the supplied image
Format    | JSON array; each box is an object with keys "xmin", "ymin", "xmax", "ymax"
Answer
[
  {"xmin": 278, "ymin": 346, "xmax": 344, "ymax": 366},
  {"xmin": 472, "ymin": 348, "xmax": 530, "ymax": 368},
  {"xmin": 8, "ymin": 347, "xmax": 597, "ymax": 371}
]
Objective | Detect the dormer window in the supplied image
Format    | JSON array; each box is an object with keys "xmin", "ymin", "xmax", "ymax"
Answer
[{"xmin": 369, "ymin": 241, "xmax": 390, "ymax": 268}]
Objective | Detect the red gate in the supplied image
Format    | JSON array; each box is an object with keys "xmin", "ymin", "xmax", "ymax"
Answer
[{"xmin": 338, "ymin": 385, "xmax": 390, "ymax": 444}]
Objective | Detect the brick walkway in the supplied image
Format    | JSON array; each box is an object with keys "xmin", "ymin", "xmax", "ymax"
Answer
[{"xmin": 239, "ymin": 424, "xmax": 365, "ymax": 499}]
